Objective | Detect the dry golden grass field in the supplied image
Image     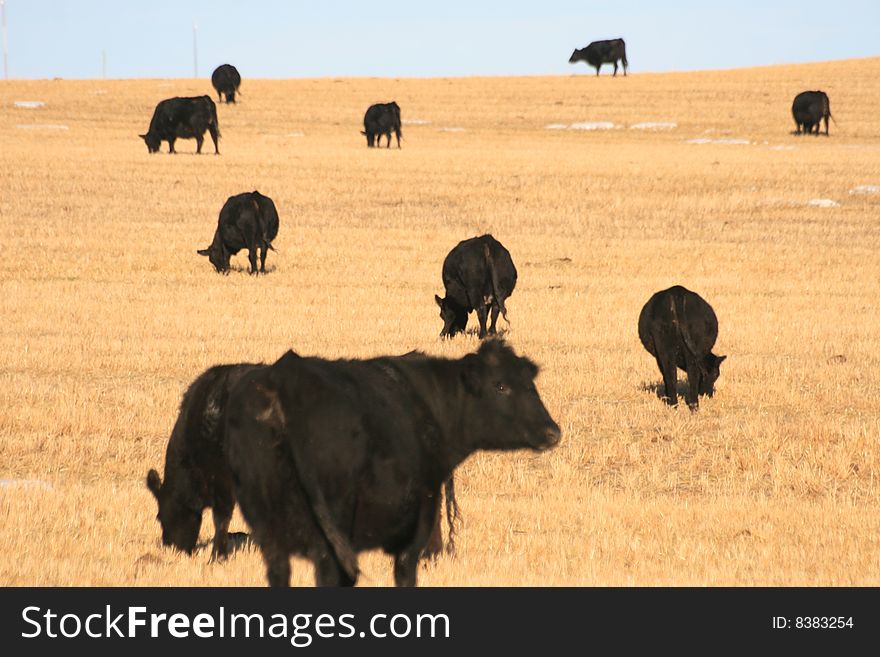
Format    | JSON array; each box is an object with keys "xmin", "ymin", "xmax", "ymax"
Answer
[{"xmin": 1, "ymin": 57, "xmax": 879, "ymax": 586}]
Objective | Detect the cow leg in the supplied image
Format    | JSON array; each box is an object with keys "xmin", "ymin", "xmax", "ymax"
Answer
[
  {"xmin": 394, "ymin": 497, "xmax": 440, "ymax": 587},
  {"xmin": 476, "ymin": 304, "xmax": 489, "ymax": 339},
  {"xmin": 595, "ymin": 65, "xmax": 600, "ymax": 77},
  {"xmin": 489, "ymin": 304, "xmax": 500, "ymax": 335},
  {"xmin": 315, "ymin": 553, "xmax": 357, "ymax": 587},
  {"xmin": 259, "ymin": 245, "xmax": 268, "ymax": 273},
  {"xmin": 613, "ymin": 61, "xmax": 618, "ymax": 77},
  {"xmin": 195, "ymin": 134, "xmax": 204, "ymax": 154},
  {"xmin": 684, "ymin": 358, "xmax": 702, "ymax": 411},
  {"xmin": 420, "ymin": 500, "xmax": 444, "ymax": 560},
  {"xmin": 168, "ymin": 138, "xmax": 176, "ymax": 154},
  {"xmin": 247, "ymin": 246, "xmax": 258, "ymax": 275},
  {"xmin": 210, "ymin": 493, "xmax": 235, "ymax": 560},
  {"xmin": 386, "ymin": 132, "xmax": 392, "ymax": 148},
  {"xmin": 262, "ymin": 542, "xmax": 291, "ymax": 587},
  {"xmin": 395, "ymin": 130, "xmax": 401, "ymax": 149},
  {"xmin": 656, "ymin": 356, "xmax": 678, "ymax": 406},
  {"xmin": 208, "ymin": 125, "xmax": 220, "ymax": 154}
]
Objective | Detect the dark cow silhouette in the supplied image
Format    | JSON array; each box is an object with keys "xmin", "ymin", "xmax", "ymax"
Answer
[
  {"xmin": 435, "ymin": 235, "xmax": 517, "ymax": 339},
  {"xmin": 211, "ymin": 64, "xmax": 242, "ymax": 103},
  {"xmin": 139, "ymin": 96, "xmax": 220, "ymax": 154},
  {"xmin": 224, "ymin": 339, "xmax": 561, "ymax": 587},
  {"xmin": 147, "ymin": 363, "xmax": 261, "ymax": 558},
  {"xmin": 638, "ymin": 286, "xmax": 726, "ymax": 409},
  {"xmin": 792, "ymin": 90, "xmax": 833, "ymax": 136},
  {"xmin": 198, "ymin": 191, "xmax": 279, "ymax": 274},
  {"xmin": 362, "ymin": 101, "xmax": 402, "ymax": 148},
  {"xmin": 569, "ymin": 38, "xmax": 628, "ymax": 76}
]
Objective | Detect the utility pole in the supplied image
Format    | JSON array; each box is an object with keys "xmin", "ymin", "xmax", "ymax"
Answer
[
  {"xmin": 192, "ymin": 22, "xmax": 198, "ymax": 78},
  {"xmin": 2, "ymin": 0, "xmax": 9, "ymax": 80}
]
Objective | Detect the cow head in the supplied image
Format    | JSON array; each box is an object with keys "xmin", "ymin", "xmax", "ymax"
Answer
[
  {"xmin": 197, "ymin": 243, "xmax": 230, "ymax": 273},
  {"xmin": 569, "ymin": 48, "xmax": 585, "ymax": 64},
  {"xmin": 139, "ymin": 132, "xmax": 162, "ymax": 154},
  {"xmin": 146, "ymin": 469, "xmax": 203, "ymax": 554},
  {"xmin": 435, "ymin": 295, "xmax": 468, "ymax": 338},
  {"xmin": 460, "ymin": 339, "xmax": 561, "ymax": 452},
  {"xmin": 700, "ymin": 354, "xmax": 727, "ymax": 397}
]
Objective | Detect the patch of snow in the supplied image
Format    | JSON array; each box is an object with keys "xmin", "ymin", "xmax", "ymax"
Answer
[
  {"xmin": 402, "ymin": 118, "xmax": 431, "ymax": 125},
  {"xmin": 0, "ymin": 479, "xmax": 53, "ymax": 491},
  {"xmin": 544, "ymin": 123, "xmax": 568, "ymax": 130},
  {"xmin": 438, "ymin": 127, "xmax": 465, "ymax": 132},
  {"xmin": 14, "ymin": 100, "xmax": 44, "ymax": 108},
  {"xmin": 569, "ymin": 121, "xmax": 618, "ymax": 130},
  {"xmin": 287, "ymin": 131, "xmax": 305, "ymax": 137},
  {"xmin": 687, "ymin": 137, "xmax": 750, "ymax": 145},
  {"xmin": 849, "ymin": 185, "xmax": 879, "ymax": 195},
  {"xmin": 630, "ymin": 121, "xmax": 677, "ymax": 130},
  {"xmin": 808, "ymin": 198, "xmax": 840, "ymax": 208},
  {"xmin": 16, "ymin": 124, "xmax": 69, "ymax": 130}
]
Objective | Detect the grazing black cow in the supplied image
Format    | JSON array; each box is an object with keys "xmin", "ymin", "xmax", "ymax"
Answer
[
  {"xmin": 147, "ymin": 363, "xmax": 262, "ymax": 558},
  {"xmin": 224, "ymin": 339, "xmax": 561, "ymax": 587},
  {"xmin": 792, "ymin": 90, "xmax": 833, "ymax": 136},
  {"xmin": 638, "ymin": 286, "xmax": 726, "ymax": 409},
  {"xmin": 211, "ymin": 64, "xmax": 242, "ymax": 103},
  {"xmin": 362, "ymin": 101, "xmax": 402, "ymax": 148},
  {"xmin": 435, "ymin": 234, "xmax": 517, "ymax": 339},
  {"xmin": 569, "ymin": 38, "xmax": 628, "ymax": 76},
  {"xmin": 198, "ymin": 190, "xmax": 280, "ymax": 274},
  {"xmin": 139, "ymin": 96, "xmax": 220, "ymax": 154}
]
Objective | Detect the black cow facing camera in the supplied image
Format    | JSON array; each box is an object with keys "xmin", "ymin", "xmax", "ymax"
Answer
[
  {"xmin": 638, "ymin": 285, "xmax": 726, "ymax": 410},
  {"xmin": 224, "ymin": 338, "xmax": 561, "ymax": 587},
  {"xmin": 198, "ymin": 191, "xmax": 279, "ymax": 274},
  {"xmin": 362, "ymin": 101, "xmax": 402, "ymax": 148},
  {"xmin": 139, "ymin": 96, "xmax": 220, "ymax": 154},
  {"xmin": 435, "ymin": 234, "xmax": 517, "ymax": 339}
]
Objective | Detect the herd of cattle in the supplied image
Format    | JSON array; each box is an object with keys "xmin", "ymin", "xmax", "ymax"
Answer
[{"xmin": 138, "ymin": 43, "xmax": 839, "ymax": 585}]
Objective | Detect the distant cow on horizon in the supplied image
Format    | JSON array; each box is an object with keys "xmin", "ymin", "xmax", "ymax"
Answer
[
  {"xmin": 198, "ymin": 191, "xmax": 279, "ymax": 274},
  {"xmin": 139, "ymin": 96, "xmax": 220, "ymax": 154},
  {"xmin": 362, "ymin": 102, "xmax": 402, "ymax": 148},
  {"xmin": 792, "ymin": 90, "xmax": 833, "ymax": 136},
  {"xmin": 211, "ymin": 64, "xmax": 242, "ymax": 103},
  {"xmin": 569, "ymin": 38, "xmax": 628, "ymax": 77},
  {"xmin": 638, "ymin": 286, "xmax": 726, "ymax": 410}
]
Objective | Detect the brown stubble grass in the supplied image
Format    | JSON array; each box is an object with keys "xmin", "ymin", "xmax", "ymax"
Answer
[{"xmin": 0, "ymin": 58, "xmax": 879, "ymax": 586}]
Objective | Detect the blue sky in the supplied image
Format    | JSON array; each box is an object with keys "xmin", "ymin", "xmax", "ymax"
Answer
[{"xmin": 3, "ymin": 0, "xmax": 878, "ymax": 79}]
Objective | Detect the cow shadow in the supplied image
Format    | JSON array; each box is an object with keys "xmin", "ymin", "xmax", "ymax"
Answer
[
  {"xmin": 640, "ymin": 379, "xmax": 689, "ymax": 401},
  {"xmin": 227, "ymin": 264, "xmax": 277, "ymax": 275},
  {"xmin": 194, "ymin": 531, "xmax": 255, "ymax": 557}
]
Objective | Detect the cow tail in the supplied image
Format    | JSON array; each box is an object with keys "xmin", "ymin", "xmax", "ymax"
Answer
[
  {"xmin": 620, "ymin": 38, "xmax": 628, "ymax": 70},
  {"xmin": 670, "ymin": 295, "xmax": 701, "ymax": 360},
  {"xmin": 211, "ymin": 100, "xmax": 221, "ymax": 138},
  {"xmin": 287, "ymin": 437, "xmax": 360, "ymax": 579},
  {"xmin": 443, "ymin": 476, "xmax": 461, "ymax": 556},
  {"xmin": 483, "ymin": 242, "xmax": 509, "ymax": 324}
]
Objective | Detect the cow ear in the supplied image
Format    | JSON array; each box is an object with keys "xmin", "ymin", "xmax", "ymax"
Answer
[
  {"xmin": 435, "ymin": 294, "xmax": 443, "ymax": 308},
  {"xmin": 197, "ymin": 248, "xmax": 210, "ymax": 256},
  {"xmin": 460, "ymin": 353, "xmax": 484, "ymax": 396},
  {"xmin": 139, "ymin": 134, "xmax": 147, "ymax": 141},
  {"xmin": 146, "ymin": 469, "xmax": 162, "ymax": 498},
  {"xmin": 717, "ymin": 355, "xmax": 727, "ymax": 365}
]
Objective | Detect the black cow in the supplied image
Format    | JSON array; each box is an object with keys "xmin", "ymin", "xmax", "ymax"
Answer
[
  {"xmin": 224, "ymin": 339, "xmax": 561, "ymax": 587},
  {"xmin": 362, "ymin": 101, "xmax": 402, "ymax": 148},
  {"xmin": 792, "ymin": 90, "xmax": 833, "ymax": 136},
  {"xmin": 139, "ymin": 96, "xmax": 220, "ymax": 154},
  {"xmin": 638, "ymin": 286, "xmax": 726, "ymax": 409},
  {"xmin": 146, "ymin": 363, "xmax": 262, "ymax": 558},
  {"xmin": 211, "ymin": 64, "xmax": 242, "ymax": 104},
  {"xmin": 198, "ymin": 190, "xmax": 279, "ymax": 274},
  {"xmin": 435, "ymin": 234, "xmax": 517, "ymax": 339},
  {"xmin": 569, "ymin": 38, "xmax": 628, "ymax": 76}
]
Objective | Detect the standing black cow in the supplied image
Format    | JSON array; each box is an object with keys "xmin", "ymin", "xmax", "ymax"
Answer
[
  {"xmin": 146, "ymin": 363, "xmax": 262, "ymax": 558},
  {"xmin": 211, "ymin": 64, "xmax": 242, "ymax": 103},
  {"xmin": 139, "ymin": 96, "xmax": 220, "ymax": 154},
  {"xmin": 362, "ymin": 101, "xmax": 402, "ymax": 148},
  {"xmin": 224, "ymin": 339, "xmax": 561, "ymax": 587},
  {"xmin": 435, "ymin": 235, "xmax": 517, "ymax": 339},
  {"xmin": 792, "ymin": 90, "xmax": 833, "ymax": 136},
  {"xmin": 569, "ymin": 38, "xmax": 628, "ymax": 76},
  {"xmin": 638, "ymin": 286, "xmax": 726, "ymax": 409},
  {"xmin": 198, "ymin": 191, "xmax": 280, "ymax": 274}
]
